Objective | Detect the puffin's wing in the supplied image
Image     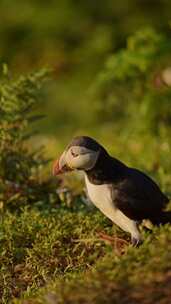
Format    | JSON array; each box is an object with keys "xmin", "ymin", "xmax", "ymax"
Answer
[{"xmin": 112, "ymin": 168, "xmax": 169, "ymax": 221}]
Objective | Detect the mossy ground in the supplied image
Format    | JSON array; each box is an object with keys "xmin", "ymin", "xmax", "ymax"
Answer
[
  {"xmin": 1, "ymin": 204, "xmax": 171, "ymax": 304},
  {"xmin": 1, "ymin": 132, "xmax": 171, "ymax": 304},
  {"xmin": 0, "ymin": 3, "xmax": 171, "ymax": 302}
]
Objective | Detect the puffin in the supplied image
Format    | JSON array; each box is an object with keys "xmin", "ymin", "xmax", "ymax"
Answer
[{"xmin": 53, "ymin": 136, "xmax": 170, "ymax": 245}]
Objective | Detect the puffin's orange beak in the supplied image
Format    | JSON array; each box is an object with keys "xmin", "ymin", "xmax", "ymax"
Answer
[
  {"xmin": 52, "ymin": 159, "xmax": 72, "ymax": 176},
  {"xmin": 53, "ymin": 159, "xmax": 62, "ymax": 176}
]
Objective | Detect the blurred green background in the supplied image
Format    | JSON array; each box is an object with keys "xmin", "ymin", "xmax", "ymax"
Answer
[
  {"xmin": 1, "ymin": 0, "xmax": 171, "ymax": 169},
  {"xmin": 1, "ymin": 2, "xmax": 171, "ymax": 302}
]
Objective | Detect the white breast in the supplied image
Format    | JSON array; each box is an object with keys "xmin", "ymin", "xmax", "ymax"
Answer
[
  {"xmin": 85, "ymin": 174, "xmax": 116, "ymax": 219},
  {"xmin": 84, "ymin": 174, "xmax": 140, "ymax": 240}
]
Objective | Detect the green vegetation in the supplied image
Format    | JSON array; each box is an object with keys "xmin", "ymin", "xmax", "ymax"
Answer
[
  {"xmin": 0, "ymin": 1, "xmax": 171, "ymax": 303},
  {"xmin": 0, "ymin": 70, "xmax": 60, "ymax": 212}
]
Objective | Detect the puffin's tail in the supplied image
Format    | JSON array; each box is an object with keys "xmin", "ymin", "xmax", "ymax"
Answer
[{"xmin": 150, "ymin": 211, "xmax": 171, "ymax": 225}]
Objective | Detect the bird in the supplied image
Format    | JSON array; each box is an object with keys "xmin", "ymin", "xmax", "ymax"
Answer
[{"xmin": 53, "ymin": 136, "xmax": 170, "ymax": 246}]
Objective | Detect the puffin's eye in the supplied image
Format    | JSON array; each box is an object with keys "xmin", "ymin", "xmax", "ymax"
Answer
[{"xmin": 71, "ymin": 149, "xmax": 79, "ymax": 157}]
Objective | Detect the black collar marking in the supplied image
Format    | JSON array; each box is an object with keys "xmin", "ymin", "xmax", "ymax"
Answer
[{"xmin": 86, "ymin": 149, "xmax": 127, "ymax": 185}]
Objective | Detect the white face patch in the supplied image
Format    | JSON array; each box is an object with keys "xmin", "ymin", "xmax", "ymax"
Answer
[{"xmin": 65, "ymin": 146, "xmax": 99, "ymax": 170}]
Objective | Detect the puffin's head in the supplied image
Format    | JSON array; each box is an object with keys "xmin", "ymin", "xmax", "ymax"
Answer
[{"xmin": 53, "ymin": 136, "xmax": 102, "ymax": 176}]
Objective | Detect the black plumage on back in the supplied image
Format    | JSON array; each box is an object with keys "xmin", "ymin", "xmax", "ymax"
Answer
[{"xmin": 86, "ymin": 148, "xmax": 169, "ymax": 222}]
